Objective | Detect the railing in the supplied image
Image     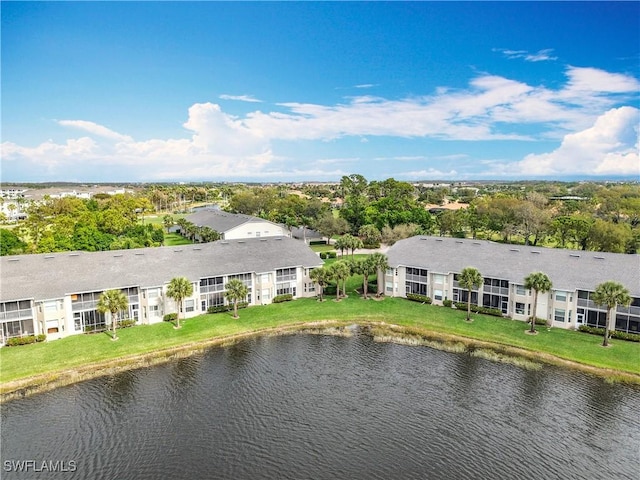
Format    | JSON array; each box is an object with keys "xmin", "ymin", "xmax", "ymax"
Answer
[
  {"xmin": 483, "ymin": 286, "xmax": 509, "ymax": 296},
  {"xmin": 200, "ymin": 284, "xmax": 225, "ymax": 294},
  {"xmin": 276, "ymin": 274, "xmax": 296, "ymax": 282},
  {"xmin": 0, "ymin": 309, "xmax": 33, "ymax": 321},
  {"xmin": 406, "ymin": 274, "xmax": 428, "ymax": 283},
  {"xmin": 72, "ymin": 300, "xmax": 98, "ymax": 311}
]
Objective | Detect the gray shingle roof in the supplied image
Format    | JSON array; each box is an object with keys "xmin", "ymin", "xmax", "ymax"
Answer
[
  {"xmin": 185, "ymin": 210, "xmax": 277, "ymax": 233},
  {"xmin": 1, "ymin": 237, "xmax": 322, "ymax": 302},
  {"xmin": 387, "ymin": 236, "xmax": 640, "ymax": 296}
]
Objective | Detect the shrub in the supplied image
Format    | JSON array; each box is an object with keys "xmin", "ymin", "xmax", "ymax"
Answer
[
  {"xmin": 362, "ymin": 242, "xmax": 381, "ymax": 249},
  {"xmin": 6, "ymin": 334, "xmax": 46, "ymax": 346},
  {"xmin": 272, "ymin": 294, "xmax": 294, "ymax": 304},
  {"xmin": 84, "ymin": 325, "xmax": 106, "ymax": 333},
  {"xmin": 453, "ymin": 303, "xmax": 503, "ymax": 317},
  {"xmin": 578, "ymin": 325, "xmax": 640, "ymax": 342},
  {"xmin": 319, "ymin": 252, "xmax": 327, "ymax": 259},
  {"xmin": 407, "ymin": 293, "xmax": 432, "ymax": 304},
  {"xmin": 529, "ymin": 317, "xmax": 548, "ymax": 326},
  {"xmin": 443, "ymin": 299, "xmax": 453, "ymax": 308},
  {"xmin": 117, "ymin": 319, "xmax": 136, "ymax": 329},
  {"xmin": 207, "ymin": 302, "xmax": 249, "ymax": 314},
  {"xmin": 327, "ymin": 251, "xmax": 337, "ymax": 259},
  {"xmin": 163, "ymin": 313, "xmax": 178, "ymax": 322}
]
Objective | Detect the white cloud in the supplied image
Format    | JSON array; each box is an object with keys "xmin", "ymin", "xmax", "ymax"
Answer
[
  {"xmin": 513, "ymin": 106, "xmax": 640, "ymax": 176},
  {"xmin": 495, "ymin": 48, "xmax": 557, "ymax": 62},
  {"xmin": 2, "ymin": 66, "xmax": 638, "ymax": 180},
  {"xmin": 219, "ymin": 94, "xmax": 262, "ymax": 103},
  {"xmin": 57, "ymin": 120, "xmax": 132, "ymax": 142}
]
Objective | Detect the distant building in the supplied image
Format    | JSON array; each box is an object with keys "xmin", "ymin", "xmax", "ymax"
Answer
[
  {"xmin": 385, "ymin": 236, "xmax": 640, "ymax": 334},
  {"xmin": 175, "ymin": 209, "xmax": 288, "ymax": 240},
  {"xmin": 0, "ymin": 237, "xmax": 322, "ymax": 344}
]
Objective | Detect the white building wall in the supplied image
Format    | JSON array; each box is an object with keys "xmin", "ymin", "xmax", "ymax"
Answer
[{"xmin": 225, "ymin": 221, "xmax": 287, "ymax": 240}]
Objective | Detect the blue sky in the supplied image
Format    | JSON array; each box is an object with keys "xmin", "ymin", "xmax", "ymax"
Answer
[{"xmin": 2, "ymin": 1, "xmax": 639, "ymax": 182}]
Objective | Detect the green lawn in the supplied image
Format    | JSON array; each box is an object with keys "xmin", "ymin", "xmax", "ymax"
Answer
[
  {"xmin": 163, "ymin": 233, "xmax": 193, "ymax": 246},
  {"xmin": 2, "ymin": 287, "xmax": 639, "ymax": 386}
]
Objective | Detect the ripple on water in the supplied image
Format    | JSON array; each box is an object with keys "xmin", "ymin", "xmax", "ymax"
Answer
[{"xmin": 2, "ymin": 331, "xmax": 639, "ymax": 480}]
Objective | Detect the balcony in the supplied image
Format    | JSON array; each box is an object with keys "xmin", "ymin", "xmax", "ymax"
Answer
[{"xmin": 0, "ymin": 308, "xmax": 33, "ymax": 322}]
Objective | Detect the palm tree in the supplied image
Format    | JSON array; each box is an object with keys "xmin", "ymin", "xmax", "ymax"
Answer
[
  {"xmin": 592, "ymin": 281, "xmax": 631, "ymax": 347},
  {"xmin": 458, "ymin": 267, "xmax": 483, "ymax": 322},
  {"xmin": 162, "ymin": 214, "xmax": 174, "ymax": 233},
  {"xmin": 166, "ymin": 277, "xmax": 193, "ymax": 329},
  {"xmin": 334, "ymin": 236, "xmax": 348, "ymax": 257},
  {"xmin": 369, "ymin": 252, "xmax": 389, "ymax": 296},
  {"xmin": 355, "ymin": 256, "xmax": 377, "ymax": 299},
  {"xmin": 523, "ymin": 272, "xmax": 553, "ymax": 334},
  {"xmin": 225, "ymin": 278, "xmax": 248, "ymax": 319},
  {"xmin": 309, "ymin": 267, "xmax": 330, "ymax": 301},
  {"xmin": 97, "ymin": 289, "xmax": 129, "ymax": 341},
  {"xmin": 327, "ymin": 261, "xmax": 350, "ymax": 301}
]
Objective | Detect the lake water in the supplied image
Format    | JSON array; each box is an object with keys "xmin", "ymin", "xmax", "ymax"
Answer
[{"xmin": 2, "ymin": 330, "xmax": 639, "ymax": 479}]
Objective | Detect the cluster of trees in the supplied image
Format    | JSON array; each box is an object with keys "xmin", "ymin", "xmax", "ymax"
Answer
[
  {"xmin": 8, "ymin": 194, "xmax": 163, "ymax": 254},
  {"xmin": 168, "ymin": 217, "xmax": 221, "ymax": 243},
  {"xmin": 309, "ymin": 253, "xmax": 389, "ymax": 301}
]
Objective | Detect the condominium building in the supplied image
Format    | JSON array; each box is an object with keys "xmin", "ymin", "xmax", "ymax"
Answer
[
  {"xmin": 0, "ymin": 237, "xmax": 322, "ymax": 344},
  {"xmin": 386, "ymin": 236, "xmax": 640, "ymax": 334}
]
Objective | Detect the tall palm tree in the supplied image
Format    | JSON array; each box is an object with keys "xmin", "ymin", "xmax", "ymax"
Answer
[
  {"xmin": 355, "ymin": 256, "xmax": 376, "ymax": 299},
  {"xmin": 309, "ymin": 267, "xmax": 330, "ymax": 302},
  {"xmin": 592, "ymin": 281, "xmax": 631, "ymax": 347},
  {"xmin": 97, "ymin": 289, "xmax": 129, "ymax": 341},
  {"xmin": 225, "ymin": 279, "xmax": 249, "ymax": 319},
  {"xmin": 166, "ymin": 277, "xmax": 193, "ymax": 329},
  {"xmin": 369, "ymin": 252, "xmax": 389, "ymax": 296},
  {"xmin": 458, "ymin": 267, "xmax": 483, "ymax": 322},
  {"xmin": 327, "ymin": 261, "xmax": 350, "ymax": 301},
  {"xmin": 524, "ymin": 272, "xmax": 553, "ymax": 334}
]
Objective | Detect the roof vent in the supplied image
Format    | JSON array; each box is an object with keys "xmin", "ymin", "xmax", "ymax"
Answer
[
  {"xmin": 456, "ymin": 240, "xmax": 464, "ymax": 244},
  {"xmin": 135, "ymin": 252, "xmax": 145, "ymax": 256},
  {"xmin": 238, "ymin": 240, "xmax": 245, "ymax": 244},
  {"xmin": 275, "ymin": 238, "xmax": 282, "ymax": 241},
  {"xmin": 420, "ymin": 237, "xmax": 427, "ymax": 241},
  {"xmin": 173, "ymin": 249, "xmax": 183, "ymax": 253},
  {"xmin": 531, "ymin": 251, "xmax": 540, "ymax": 254},
  {"xmin": 435, "ymin": 238, "xmax": 443, "ymax": 242},
  {"xmin": 509, "ymin": 248, "xmax": 519, "ymax": 252},
  {"xmin": 8, "ymin": 258, "xmax": 19, "ymax": 262},
  {"xmin": 260, "ymin": 239, "xmax": 267, "ymax": 242},
  {"xmin": 193, "ymin": 247, "xmax": 202, "ymax": 251},
  {"xmin": 44, "ymin": 255, "xmax": 55, "ymax": 259},
  {"xmin": 113, "ymin": 254, "xmax": 123, "ymax": 258},
  {"xmin": 69, "ymin": 253, "xmax": 80, "ymax": 257},
  {"xmin": 473, "ymin": 242, "xmax": 481, "ymax": 245},
  {"xmin": 594, "ymin": 256, "xmax": 605, "ymax": 260},
  {"xmin": 570, "ymin": 254, "xmax": 580, "ymax": 258},
  {"xmin": 221, "ymin": 241, "xmax": 229, "ymax": 245}
]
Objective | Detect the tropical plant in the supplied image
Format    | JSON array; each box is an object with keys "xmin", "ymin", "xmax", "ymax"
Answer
[
  {"xmin": 166, "ymin": 277, "xmax": 193, "ymax": 329},
  {"xmin": 327, "ymin": 260, "xmax": 351, "ymax": 301},
  {"xmin": 457, "ymin": 267, "xmax": 483, "ymax": 322},
  {"xmin": 224, "ymin": 278, "xmax": 249, "ymax": 319},
  {"xmin": 591, "ymin": 281, "xmax": 631, "ymax": 347},
  {"xmin": 523, "ymin": 272, "xmax": 553, "ymax": 334},
  {"xmin": 162, "ymin": 215, "xmax": 174, "ymax": 233},
  {"xmin": 309, "ymin": 267, "xmax": 330, "ymax": 301},
  {"xmin": 368, "ymin": 252, "xmax": 389, "ymax": 296},
  {"xmin": 96, "ymin": 289, "xmax": 129, "ymax": 341},
  {"xmin": 354, "ymin": 256, "xmax": 377, "ymax": 299}
]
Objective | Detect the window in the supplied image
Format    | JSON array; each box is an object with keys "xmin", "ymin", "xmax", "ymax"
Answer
[
  {"xmin": 433, "ymin": 274, "xmax": 444, "ymax": 284},
  {"xmin": 554, "ymin": 308, "xmax": 565, "ymax": 323},
  {"xmin": 555, "ymin": 291, "xmax": 567, "ymax": 302},
  {"xmin": 515, "ymin": 302, "xmax": 525, "ymax": 315},
  {"xmin": 148, "ymin": 288, "xmax": 160, "ymax": 299},
  {"xmin": 516, "ymin": 285, "xmax": 526, "ymax": 295},
  {"xmin": 185, "ymin": 299, "xmax": 195, "ymax": 313},
  {"xmin": 434, "ymin": 289, "xmax": 443, "ymax": 301}
]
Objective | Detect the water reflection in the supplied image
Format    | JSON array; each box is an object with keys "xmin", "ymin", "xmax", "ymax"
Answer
[{"xmin": 1, "ymin": 331, "xmax": 638, "ymax": 480}]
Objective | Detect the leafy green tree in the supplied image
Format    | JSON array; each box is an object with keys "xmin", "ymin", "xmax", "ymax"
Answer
[
  {"xmin": 224, "ymin": 279, "xmax": 249, "ymax": 319},
  {"xmin": 592, "ymin": 281, "xmax": 631, "ymax": 347},
  {"xmin": 166, "ymin": 277, "xmax": 194, "ymax": 329},
  {"xmin": 97, "ymin": 289, "xmax": 129, "ymax": 341},
  {"xmin": 524, "ymin": 272, "xmax": 553, "ymax": 334},
  {"xmin": 314, "ymin": 212, "xmax": 350, "ymax": 244},
  {"xmin": 163, "ymin": 215, "xmax": 174, "ymax": 233},
  {"xmin": 458, "ymin": 267, "xmax": 483, "ymax": 322},
  {"xmin": 309, "ymin": 267, "xmax": 330, "ymax": 302},
  {"xmin": 358, "ymin": 224, "xmax": 382, "ymax": 247},
  {"xmin": 588, "ymin": 219, "xmax": 632, "ymax": 253},
  {"xmin": 0, "ymin": 229, "xmax": 26, "ymax": 255}
]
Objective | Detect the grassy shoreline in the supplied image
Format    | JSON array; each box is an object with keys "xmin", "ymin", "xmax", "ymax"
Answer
[{"xmin": 2, "ymin": 296, "xmax": 639, "ymax": 401}]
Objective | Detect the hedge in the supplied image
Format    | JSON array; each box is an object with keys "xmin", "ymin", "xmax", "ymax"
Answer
[
  {"xmin": 407, "ymin": 293, "xmax": 432, "ymax": 304},
  {"xmin": 117, "ymin": 319, "xmax": 137, "ymax": 329},
  {"xmin": 453, "ymin": 302, "xmax": 503, "ymax": 317},
  {"xmin": 6, "ymin": 334, "xmax": 46, "ymax": 347},
  {"xmin": 272, "ymin": 294, "xmax": 294, "ymax": 304},
  {"xmin": 578, "ymin": 325, "xmax": 640, "ymax": 342},
  {"xmin": 206, "ymin": 302, "xmax": 248, "ymax": 314},
  {"xmin": 163, "ymin": 313, "xmax": 178, "ymax": 322},
  {"xmin": 442, "ymin": 299, "xmax": 453, "ymax": 308}
]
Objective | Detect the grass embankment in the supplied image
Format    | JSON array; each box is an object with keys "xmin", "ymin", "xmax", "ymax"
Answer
[{"xmin": 2, "ymin": 292, "xmax": 639, "ymax": 400}]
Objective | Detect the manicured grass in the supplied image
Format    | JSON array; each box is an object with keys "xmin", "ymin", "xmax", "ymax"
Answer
[
  {"xmin": 310, "ymin": 243, "xmax": 336, "ymax": 253},
  {"xmin": 164, "ymin": 233, "xmax": 193, "ymax": 246},
  {"xmin": 2, "ymin": 292, "xmax": 639, "ymax": 385}
]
